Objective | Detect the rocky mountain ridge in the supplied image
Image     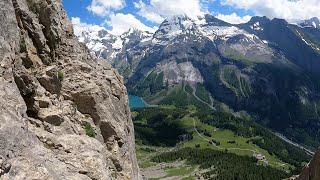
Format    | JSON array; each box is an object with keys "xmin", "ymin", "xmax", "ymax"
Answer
[
  {"xmin": 74, "ymin": 25, "xmax": 153, "ymax": 62},
  {"xmin": 0, "ymin": 0, "xmax": 140, "ymax": 179},
  {"xmin": 299, "ymin": 17, "xmax": 320, "ymax": 29},
  {"xmin": 76, "ymin": 16, "xmax": 320, "ymax": 70}
]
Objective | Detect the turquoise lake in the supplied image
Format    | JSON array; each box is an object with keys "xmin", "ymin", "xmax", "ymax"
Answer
[{"xmin": 128, "ymin": 95, "xmax": 148, "ymax": 108}]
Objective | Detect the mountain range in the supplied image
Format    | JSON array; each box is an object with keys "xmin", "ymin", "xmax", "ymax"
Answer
[{"xmin": 75, "ymin": 15, "xmax": 320, "ymax": 150}]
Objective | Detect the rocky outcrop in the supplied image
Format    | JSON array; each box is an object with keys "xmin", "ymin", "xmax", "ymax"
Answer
[
  {"xmin": 154, "ymin": 61, "xmax": 204, "ymax": 85},
  {"xmin": 0, "ymin": 0, "xmax": 140, "ymax": 179},
  {"xmin": 295, "ymin": 149, "xmax": 320, "ymax": 180}
]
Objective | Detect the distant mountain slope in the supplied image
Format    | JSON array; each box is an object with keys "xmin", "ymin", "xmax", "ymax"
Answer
[
  {"xmin": 75, "ymin": 15, "xmax": 320, "ymax": 149},
  {"xmin": 299, "ymin": 17, "xmax": 320, "ymax": 29}
]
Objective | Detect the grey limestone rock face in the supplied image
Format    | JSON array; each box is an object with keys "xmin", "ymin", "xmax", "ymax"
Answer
[
  {"xmin": 0, "ymin": 0, "xmax": 141, "ymax": 179},
  {"xmin": 294, "ymin": 149, "xmax": 320, "ymax": 180}
]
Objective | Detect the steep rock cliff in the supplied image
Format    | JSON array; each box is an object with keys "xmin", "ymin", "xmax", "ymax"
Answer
[
  {"xmin": 295, "ymin": 149, "xmax": 320, "ymax": 180},
  {"xmin": 0, "ymin": 0, "xmax": 140, "ymax": 179}
]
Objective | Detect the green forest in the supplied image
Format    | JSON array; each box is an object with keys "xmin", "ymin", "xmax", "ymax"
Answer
[
  {"xmin": 152, "ymin": 148, "xmax": 288, "ymax": 180},
  {"xmin": 132, "ymin": 106, "xmax": 312, "ymax": 179}
]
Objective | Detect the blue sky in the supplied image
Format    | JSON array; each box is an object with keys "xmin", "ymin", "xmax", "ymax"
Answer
[
  {"xmin": 64, "ymin": 0, "xmax": 133, "ymax": 24},
  {"xmin": 63, "ymin": 0, "xmax": 320, "ymax": 35}
]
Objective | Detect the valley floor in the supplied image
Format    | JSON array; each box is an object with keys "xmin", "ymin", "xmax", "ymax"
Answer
[{"xmin": 134, "ymin": 108, "xmax": 300, "ymax": 179}]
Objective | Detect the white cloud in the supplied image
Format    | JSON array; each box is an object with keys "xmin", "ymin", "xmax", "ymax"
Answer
[
  {"xmin": 84, "ymin": 1, "xmax": 158, "ymax": 36},
  {"xmin": 106, "ymin": 13, "xmax": 157, "ymax": 35},
  {"xmin": 221, "ymin": 0, "xmax": 320, "ymax": 22},
  {"xmin": 71, "ymin": 17, "xmax": 105, "ymax": 36},
  {"xmin": 87, "ymin": 0, "xmax": 125, "ymax": 16},
  {"xmin": 134, "ymin": 1, "xmax": 164, "ymax": 23},
  {"xmin": 134, "ymin": 0, "xmax": 205, "ymax": 23},
  {"xmin": 216, "ymin": 13, "xmax": 251, "ymax": 24}
]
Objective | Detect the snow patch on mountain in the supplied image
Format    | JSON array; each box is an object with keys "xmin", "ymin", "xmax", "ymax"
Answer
[
  {"xmin": 74, "ymin": 14, "xmax": 317, "ymax": 66},
  {"xmin": 200, "ymin": 25, "xmax": 255, "ymax": 41},
  {"xmin": 152, "ymin": 15, "xmax": 258, "ymax": 44},
  {"xmin": 73, "ymin": 25, "xmax": 154, "ymax": 60},
  {"xmin": 299, "ymin": 17, "xmax": 320, "ymax": 29},
  {"xmin": 250, "ymin": 22, "xmax": 264, "ymax": 31},
  {"xmin": 112, "ymin": 38, "xmax": 123, "ymax": 49},
  {"xmin": 296, "ymin": 29, "xmax": 320, "ymax": 51},
  {"xmin": 153, "ymin": 15, "xmax": 199, "ymax": 43}
]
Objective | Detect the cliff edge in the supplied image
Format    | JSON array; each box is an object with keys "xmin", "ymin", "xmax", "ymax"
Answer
[
  {"xmin": 0, "ymin": 0, "xmax": 140, "ymax": 179},
  {"xmin": 292, "ymin": 149, "xmax": 320, "ymax": 180}
]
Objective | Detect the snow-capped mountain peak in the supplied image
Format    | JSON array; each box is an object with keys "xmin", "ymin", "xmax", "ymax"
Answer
[
  {"xmin": 163, "ymin": 15, "xmax": 194, "ymax": 27},
  {"xmin": 73, "ymin": 25, "xmax": 155, "ymax": 60},
  {"xmin": 245, "ymin": 16, "xmax": 270, "ymax": 30},
  {"xmin": 121, "ymin": 28, "xmax": 153, "ymax": 42},
  {"xmin": 153, "ymin": 15, "xmax": 198, "ymax": 40},
  {"xmin": 152, "ymin": 14, "xmax": 258, "ymax": 43},
  {"xmin": 74, "ymin": 14, "xmax": 271, "ymax": 62},
  {"xmin": 73, "ymin": 26, "xmax": 122, "ymax": 59}
]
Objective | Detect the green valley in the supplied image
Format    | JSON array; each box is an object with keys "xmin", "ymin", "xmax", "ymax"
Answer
[{"xmin": 132, "ymin": 106, "xmax": 312, "ymax": 179}]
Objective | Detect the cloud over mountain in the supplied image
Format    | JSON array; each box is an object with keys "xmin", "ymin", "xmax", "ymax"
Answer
[
  {"xmin": 87, "ymin": 0, "xmax": 125, "ymax": 16},
  {"xmin": 107, "ymin": 13, "xmax": 157, "ymax": 35},
  {"xmin": 69, "ymin": 0, "xmax": 320, "ymax": 38},
  {"xmin": 134, "ymin": 0, "xmax": 205, "ymax": 23},
  {"xmin": 216, "ymin": 13, "xmax": 252, "ymax": 24},
  {"xmin": 222, "ymin": 0, "xmax": 320, "ymax": 21}
]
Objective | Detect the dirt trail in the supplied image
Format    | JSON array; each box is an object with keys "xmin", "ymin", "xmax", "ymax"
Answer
[{"xmin": 183, "ymin": 84, "xmax": 215, "ymax": 110}]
